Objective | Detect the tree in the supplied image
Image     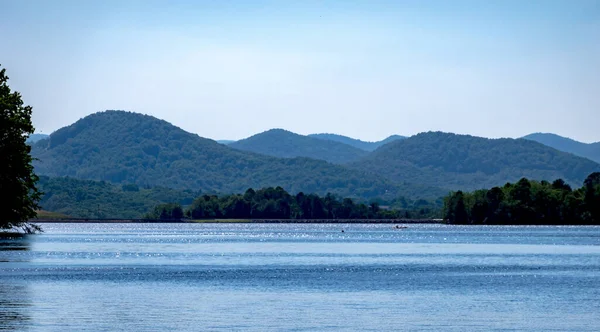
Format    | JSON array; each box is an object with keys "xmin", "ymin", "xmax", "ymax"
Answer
[
  {"xmin": 583, "ymin": 172, "xmax": 600, "ymax": 223},
  {"xmin": 444, "ymin": 191, "xmax": 469, "ymax": 224},
  {"xmin": 0, "ymin": 65, "xmax": 41, "ymax": 232},
  {"xmin": 146, "ymin": 203, "xmax": 184, "ymax": 220}
]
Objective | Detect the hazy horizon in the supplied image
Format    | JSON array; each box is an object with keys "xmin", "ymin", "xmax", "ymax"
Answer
[
  {"xmin": 25, "ymin": 110, "xmax": 600, "ymax": 145},
  {"xmin": 2, "ymin": 0, "xmax": 599, "ymax": 143}
]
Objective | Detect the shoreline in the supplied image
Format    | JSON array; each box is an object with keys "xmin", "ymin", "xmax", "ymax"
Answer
[{"xmin": 31, "ymin": 218, "xmax": 444, "ymax": 224}]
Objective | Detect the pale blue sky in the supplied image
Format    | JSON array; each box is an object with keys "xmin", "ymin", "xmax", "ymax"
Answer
[{"xmin": 1, "ymin": 0, "xmax": 599, "ymax": 142}]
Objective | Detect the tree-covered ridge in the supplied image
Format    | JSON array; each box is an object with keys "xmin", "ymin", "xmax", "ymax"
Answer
[
  {"xmin": 523, "ymin": 133, "xmax": 600, "ymax": 164},
  {"xmin": 146, "ymin": 186, "xmax": 440, "ymax": 220},
  {"xmin": 350, "ymin": 131, "xmax": 600, "ymax": 191},
  {"xmin": 36, "ymin": 176, "xmax": 441, "ymax": 219},
  {"xmin": 37, "ymin": 176, "xmax": 198, "ymax": 219},
  {"xmin": 309, "ymin": 133, "xmax": 406, "ymax": 151},
  {"xmin": 229, "ymin": 129, "xmax": 368, "ymax": 164},
  {"xmin": 443, "ymin": 173, "xmax": 600, "ymax": 225},
  {"xmin": 31, "ymin": 110, "xmax": 440, "ymax": 199},
  {"xmin": 26, "ymin": 133, "xmax": 49, "ymax": 143}
]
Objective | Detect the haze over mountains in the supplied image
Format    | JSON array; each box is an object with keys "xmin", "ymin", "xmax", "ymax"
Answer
[
  {"xmin": 37, "ymin": 176, "xmax": 197, "ymax": 219},
  {"xmin": 349, "ymin": 132, "xmax": 599, "ymax": 190},
  {"xmin": 523, "ymin": 133, "xmax": 600, "ymax": 164},
  {"xmin": 26, "ymin": 133, "xmax": 49, "ymax": 143},
  {"xmin": 219, "ymin": 133, "xmax": 405, "ymax": 152},
  {"xmin": 31, "ymin": 111, "xmax": 600, "ymax": 205},
  {"xmin": 30, "ymin": 111, "xmax": 434, "ymax": 199},
  {"xmin": 308, "ymin": 134, "xmax": 406, "ymax": 151},
  {"xmin": 230, "ymin": 129, "xmax": 368, "ymax": 164}
]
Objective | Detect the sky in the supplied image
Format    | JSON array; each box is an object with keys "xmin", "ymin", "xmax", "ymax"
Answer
[{"xmin": 1, "ymin": 0, "xmax": 599, "ymax": 142}]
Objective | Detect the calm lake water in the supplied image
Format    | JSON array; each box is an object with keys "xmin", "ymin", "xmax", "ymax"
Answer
[{"xmin": 1, "ymin": 223, "xmax": 600, "ymax": 331}]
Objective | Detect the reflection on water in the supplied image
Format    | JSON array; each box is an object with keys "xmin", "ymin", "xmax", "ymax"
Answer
[
  {"xmin": 0, "ymin": 235, "xmax": 30, "ymax": 263},
  {"xmin": 0, "ymin": 284, "xmax": 31, "ymax": 332},
  {"xmin": 0, "ymin": 235, "xmax": 30, "ymax": 251},
  {"xmin": 0, "ymin": 236, "xmax": 31, "ymax": 331}
]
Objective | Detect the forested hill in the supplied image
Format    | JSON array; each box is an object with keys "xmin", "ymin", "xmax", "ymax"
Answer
[
  {"xmin": 37, "ymin": 176, "xmax": 198, "ymax": 219},
  {"xmin": 309, "ymin": 133, "xmax": 406, "ymax": 151},
  {"xmin": 30, "ymin": 111, "xmax": 440, "ymax": 199},
  {"xmin": 523, "ymin": 133, "xmax": 600, "ymax": 164},
  {"xmin": 229, "ymin": 129, "xmax": 367, "ymax": 164},
  {"xmin": 350, "ymin": 132, "xmax": 600, "ymax": 191}
]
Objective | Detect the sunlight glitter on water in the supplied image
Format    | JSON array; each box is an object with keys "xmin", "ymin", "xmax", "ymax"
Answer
[{"xmin": 1, "ymin": 223, "xmax": 599, "ymax": 331}]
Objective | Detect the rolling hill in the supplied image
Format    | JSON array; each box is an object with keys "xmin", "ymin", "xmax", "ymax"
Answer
[
  {"xmin": 349, "ymin": 132, "xmax": 600, "ymax": 190},
  {"xmin": 31, "ymin": 111, "xmax": 439, "ymax": 199},
  {"xmin": 309, "ymin": 133, "xmax": 406, "ymax": 151},
  {"xmin": 229, "ymin": 129, "xmax": 368, "ymax": 164},
  {"xmin": 523, "ymin": 133, "xmax": 600, "ymax": 164}
]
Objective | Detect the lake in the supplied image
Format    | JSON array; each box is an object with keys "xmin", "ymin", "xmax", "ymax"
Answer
[{"xmin": 1, "ymin": 223, "xmax": 599, "ymax": 331}]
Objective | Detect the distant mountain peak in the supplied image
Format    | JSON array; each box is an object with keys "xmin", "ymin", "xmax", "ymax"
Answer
[
  {"xmin": 309, "ymin": 133, "xmax": 406, "ymax": 151},
  {"xmin": 230, "ymin": 128, "xmax": 367, "ymax": 164},
  {"xmin": 31, "ymin": 110, "xmax": 420, "ymax": 199},
  {"xmin": 522, "ymin": 133, "xmax": 600, "ymax": 163},
  {"xmin": 26, "ymin": 133, "xmax": 49, "ymax": 143},
  {"xmin": 350, "ymin": 131, "xmax": 600, "ymax": 190}
]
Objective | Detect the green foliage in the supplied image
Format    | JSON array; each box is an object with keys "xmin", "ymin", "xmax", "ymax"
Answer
[
  {"xmin": 0, "ymin": 65, "xmax": 41, "ymax": 232},
  {"xmin": 37, "ymin": 176, "xmax": 197, "ymax": 219},
  {"xmin": 144, "ymin": 203, "xmax": 184, "ymax": 220},
  {"xmin": 523, "ymin": 133, "xmax": 600, "ymax": 164},
  {"xmin": 309, "ymin": 133, "xmax": 406, "ymax": 151},
  {"xmin": 31, "ymin": 111, "xmax": 442, "ymax": 199},
  {"xmin": 583, "ymin": 172, "xmax": 600, "ymax": 222},
  {"xmin": 351, "ymin": 132, "xmax": 600, "ymax": 191},
  {"xmin": 442, "ymin": 173, "xmax": 600, "ymax": 225},
  {"xmin": 176, "ymin": 186, "xmax": 440, "ymax": 220},
  {"xmin": 230, "ymin": 129, "xmax": 368, "ymax": 164},
  {"xmin": 35, "ymin": 210, "xmax": 71, "ymax": 219}
]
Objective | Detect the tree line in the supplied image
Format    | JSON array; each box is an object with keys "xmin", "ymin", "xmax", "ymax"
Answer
[
  {"xmin": 443, "ymin": 172, "xmax": 600, "ymax": 225},
  {"xmin": 145, "ymin": 186, "xmax": 439, "ymax": 220}
]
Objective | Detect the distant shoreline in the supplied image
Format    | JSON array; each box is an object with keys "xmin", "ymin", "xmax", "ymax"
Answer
[
  {"xmin": 32, "ymin": 218, "xmax": 443, "ymax": 224},
  {"xmin": 29, "ymin": 219, "xmax": 600, "ymax": 226}
]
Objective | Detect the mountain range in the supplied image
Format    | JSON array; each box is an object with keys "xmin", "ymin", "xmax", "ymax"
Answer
[
  {"xmin": 522, "ymin": 133, "xmax": 600, "ymax": 164},
  {"xmin": 31, "ymin": 111, "xmax": 437, "ymax": 199},
  {"xmin": 30, "ymin": 110, "xmax": 600, "ymax": 206},
  {"xmin": 26, "ymin": 133, "xmax": 49, "ymax": 143},
  {"xmin": 216, "ymin": 133, "xmax": 405, "ymax": 151},
  {"xmin": 229, "ymin": 129, "xmax": 368, "ymax": 164},
  {"xmin": 349, "ymin": 132, "xmax": 599, "ymax": 190},
  {"xmin": 308, "ymin": 133, "xmax": 406, "ymax": 151},
  {"xmin": 216, "ymin": 132, "xmax": 600, "ymax": 165}
]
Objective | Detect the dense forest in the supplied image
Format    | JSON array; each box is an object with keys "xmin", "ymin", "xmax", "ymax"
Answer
[
  {"xmin": 37, "ymin": 176, "xmax": 198, "ymax": 218},
  {"xmin": 230, "ymin": 129, "xmax": 368, "ymax": 164},
  {"xmin": 443, "ymin": 172, "xmax": 600, "ymax": 225},
  {"xmin": 31, "ymin": 111, "xmax": 441, "ymax": 199},
  {"xmin": 350, "ymin": 132, "xmax": 600, "ymax": 190},
  {"xmin": 308, "ymin": 133, "xmax": 406, "ymax": 151},
  {"xmin": 30, "ymin": 111, "xmax": 600, "ymax": 202},
  {"xmin": 523, "ymin": 133, "xmax": 600, "ymax": 164},
  {"xmin": 36, "ymin": 176, "xmax": 440, "ymax": 219},
  {"xmin": 145, "ymin": 186, "xmax": 441, "ymax": 220}
]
